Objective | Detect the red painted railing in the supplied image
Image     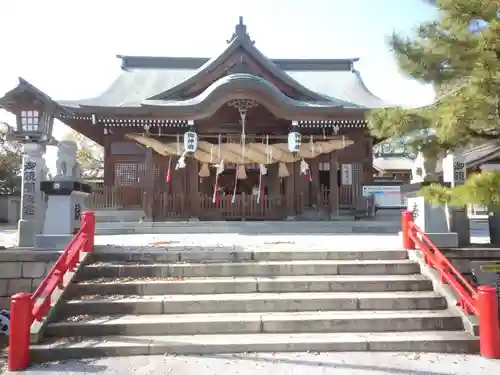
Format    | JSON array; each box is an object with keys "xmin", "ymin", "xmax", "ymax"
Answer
[
  {"xmin": 402, "ymin": 211, "xmax": 500, "ymax": 358},
  {"xmin": 8, "ymin": 211, "xmax": 96, "ymax": 371}
]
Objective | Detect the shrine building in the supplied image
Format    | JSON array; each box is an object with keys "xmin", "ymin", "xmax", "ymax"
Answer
[{"xmin": 0, "ymin": 18, "xmax": 395, "ymax": 221}]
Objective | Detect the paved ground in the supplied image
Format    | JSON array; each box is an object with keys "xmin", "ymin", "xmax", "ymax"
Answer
[
  {"xmin": 95, "ymin": 232, "xmax": 405, "ymax": 251},
  {"xmin": 0, "ymin": 219, "xmax": 491, "ymax": 250},
  {"xmin": 0, "ymin": 225, "xmax": 16, "ymax": 249},
  {"xmin": 92, "ymin": 219, "xmax": 490, "ymax": 251},
  {"xmin": 4, "ymin": 352, "xmax": 499, "ymax": 375}
]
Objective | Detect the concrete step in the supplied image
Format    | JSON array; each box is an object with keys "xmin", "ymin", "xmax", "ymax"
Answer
[
  {"xmin": 45, "ymin": 310, "xmax": 463, "ymax": 337},
  {"xmin": 94, "ymin": 221, "xmax": 402, "ymax": 233},
  {"xmin": 30, "ymin": 331, "xmax": 479, "ymax": 362},
  {"xmin": 77, "ymin": 260, "xmax": 420, "ymax": 280},
  {"xmin": 58, "ymin": 291, "xmax": 447, "ymax": 317},
  {"xmin": 69, "ymin": 274, "xmax": 434, "ymax": 297},
  {"xmin": 92, "ymin": 249, "xmax": 409, "ymax": 263}
]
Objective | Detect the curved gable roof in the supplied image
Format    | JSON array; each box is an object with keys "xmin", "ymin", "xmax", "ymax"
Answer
[
  {"xmin": 146, "ymin": 33, "xmax": 332, "ymax": 102},
  {"xmin": 57, "ymin": 18, "xmax": 394, "ymax": 111}
]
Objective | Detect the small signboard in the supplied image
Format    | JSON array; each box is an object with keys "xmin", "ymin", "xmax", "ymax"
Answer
[
  {"xmin": 341, "ymin": 164, "xmax": 352, "ymax": 186},
  {"xmin": 442, "ymin": 153, "xmax": 466, "ymax": 186},
  {"xmin": 480, "ymin": 264, "xmax": 500, "ymax": 273},
  {"xmin": 362, "ymin": 185, "xmax": 403, "ymax": 209},
  {"xmin": 471, "ymin": 261, "xmax": 500, "ymax": 299}
]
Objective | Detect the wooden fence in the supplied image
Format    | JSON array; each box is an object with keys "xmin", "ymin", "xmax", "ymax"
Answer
[
  {"xmin": 85, "ymin": 186, "xmax": 146, "ymax": 210},
  {"xmin": 317, "ymin": 186, "xmax": 354, "ymax": 208},
  {"xmin": 85, "ymin": 187, "xmax": 307, "ymax": 220}
]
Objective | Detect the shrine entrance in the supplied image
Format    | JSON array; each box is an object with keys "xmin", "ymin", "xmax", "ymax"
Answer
[{"xmin": 197, "ymin": 163, "xmax": 280, "ymax": 221}]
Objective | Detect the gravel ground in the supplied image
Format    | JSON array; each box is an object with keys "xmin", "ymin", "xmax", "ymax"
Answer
[{"xmin": 5, "ymin": 352, "xmax": 500, "ymax": 375}]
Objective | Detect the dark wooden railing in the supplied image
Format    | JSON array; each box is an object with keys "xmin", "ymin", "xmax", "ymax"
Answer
[
  {"xmin": 87, "ymin": 186, "xmax": 358, "ymax": 213},
  {"xmin": 402, "ymin": 211, "xmax": 500, "ymax": 358},
  {"xmin": 86, "ymin": 186, "xmax": 146, "ymax": 209},
  {"xmin": 198, "ymin": 193, "xmax": 299, "ymax": 220},
  {"xmin": 86, "ymin": 187, "xmax": 310, "ymax": 219}
]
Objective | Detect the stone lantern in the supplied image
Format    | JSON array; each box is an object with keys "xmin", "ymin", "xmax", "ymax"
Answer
[{"xmin": 0, "ymin": 78, "xmax": 61, "ymax": 247}]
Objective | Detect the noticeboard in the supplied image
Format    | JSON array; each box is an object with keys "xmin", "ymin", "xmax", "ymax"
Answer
[
  {"xmin": 362, "ymin": 185, "xmax": 403, "ymax": 209},
  {"xmin": 470, "ymin": 261, "xmax": 500, "ymax": 299}
]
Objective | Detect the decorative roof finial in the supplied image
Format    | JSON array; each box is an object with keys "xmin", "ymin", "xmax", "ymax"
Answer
[{"xmin": 227, "ymin": 16, "xmax": 255, "ymax": 44}]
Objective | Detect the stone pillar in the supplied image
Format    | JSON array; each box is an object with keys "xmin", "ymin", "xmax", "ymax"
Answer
[
  {"xmin": 36, "ymin": 181, "xmax": 91, "ymax": 249},
  {"xmin": 34, "ymin": 140, "xmax": 91, "ymax": 250},
  {"xmin": 442, "ymin": 151, "xmax": 470, "ymax": 246},
  {"xmin": 17, "ymin": 143, "xmax": 47, "ymax": 248},
  {"xmin": 404, "ymin": 152, "xmax": 458, "ymax": 248},
  {"xmin": 480, "ymin": 164, "xmax": 500, "ymax": 246}
]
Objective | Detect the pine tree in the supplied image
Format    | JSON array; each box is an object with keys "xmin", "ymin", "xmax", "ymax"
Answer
[
  {"xmin": 367, "ymin": 0, "xmax": 500, "ymax": 243},
  {"xmin": 369, "ymin": 0, "xmax": 499, "ymax": 146}
]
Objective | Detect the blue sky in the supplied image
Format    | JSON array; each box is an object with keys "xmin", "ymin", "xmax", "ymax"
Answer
[{"xmin": 0, "ymin": 0, "xmax": 437, "ymax": 166}]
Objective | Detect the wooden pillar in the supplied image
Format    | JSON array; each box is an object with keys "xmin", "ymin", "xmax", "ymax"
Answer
[
  {"xmin": 363, "ymin": 137, "xmax": 374, "ymax": 184},
  {"xmin": 310, "ymin": 158, "xmax": 319, "ymax": 206},
  {"xmin": 187, "ymin": 159, "xmax": 200, "ymax": 218},
  {"xmin": 329, "ymin": 153, "xmax": 339, "ymax": 217},
  {"xmin": 103, "ymin": 137, "xmax": 113, "ymax": 186},
  {"xmin": 295, "ymin": 161, "xmax": 307, "ymax": 207},
  {"xmin": 144, "ymin": 148, "xmax": 155, "ymax": 220},
  {"xmin": 285, "ymin": 162, "xmax": 295, "ymax": 217},
  {"xmin": 267, "ymin": 164, "xmax": 280, "ymax": 197},
  {"xmin": 352, "ymin": 163, "xmax": 362, "ymax": 205},
  {"xmin": 156, "ymin": 154, "xmax": 167, "ymax": 193}
]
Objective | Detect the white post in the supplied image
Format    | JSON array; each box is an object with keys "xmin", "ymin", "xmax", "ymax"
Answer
[
  {"xmin": 405, "ymin": 151, "xmax": 459, "ymax": 248},
  {"xmin": 442, "ymin": 151, "xmax": 466, "ymax": 188}
]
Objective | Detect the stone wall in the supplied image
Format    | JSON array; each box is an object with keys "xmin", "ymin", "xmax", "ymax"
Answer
[
  {"xmin": 0, "ymin": 195, "xmax": 21, "ymax": 225},
  {"xmin": 443, "ymin": 248, "xmax": 500, "ymax": 286},
  {"xmin": 0, "ymin": 251, "xmax": 61, "ymax": 310}
]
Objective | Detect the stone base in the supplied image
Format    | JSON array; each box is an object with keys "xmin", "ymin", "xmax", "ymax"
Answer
[
  {"xmin": 399, "ymin": 231, "xmax": 458, "ymax": 249},
  {"xmin": 94, "ymin": 209, "xmax": 146, "ymax": 223},
  {"xmin": 35, "ymin": 234, "xmax": 74, "ymax": 250},
  {"xmin": 17, "ymin": 219, "xmax": 35, "ymax": 248},
  {"xmin": 426, "ymin": 232, "xmax": 458, "ymax": 248}
]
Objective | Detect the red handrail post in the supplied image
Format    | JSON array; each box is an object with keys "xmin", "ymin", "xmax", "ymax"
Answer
[
  {"xmin": 81, "ymin": 210, "xmax": 95, "ymax": 252},
  {"xmin": 477, "ymin": 285, "xmax": 500, "ymax": 358},
  {"xmin": 8, "ymin": 292, "xmax": 32, "ymax": 371},
  {"xmin": 401, "ymin": 211, "xmax": 415, "ymax": 250}
]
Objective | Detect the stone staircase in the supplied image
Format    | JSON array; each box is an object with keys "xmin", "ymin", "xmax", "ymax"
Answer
[{"xmin": 30, "ymin": 248, "xmax": 478, "ymax": 362}]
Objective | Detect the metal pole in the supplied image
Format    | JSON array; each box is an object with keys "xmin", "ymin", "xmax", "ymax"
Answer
[
  {"xmin": 477, "ymin": 285, "xmax": 500, "ymax": 358},
  {"xmin": 401, "ymin": 211, "xmax": 415, "ymax": 250},
  {"xmin": 8, "ymin": 292, "xmax": 32, "ymax": 371}
]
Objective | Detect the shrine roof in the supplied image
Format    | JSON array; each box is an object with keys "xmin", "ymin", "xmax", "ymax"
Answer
[
  {"xmin": 0, "ymin": 78, "xmax": 72, "ymax": 115},
  {"xmin": 58, "ymin": 17, "xmax": 393, "ymax": 112},
  {"xmin": 459, "ymin": 143, "xmax": 500, "ymax": 167},
  {"xmin": 373, "ymin": 142, "xmax": 500, "ymax": 174},
  {"xmin": 373, "ymin": 157, "xmax": 415, "ymax": 172}
]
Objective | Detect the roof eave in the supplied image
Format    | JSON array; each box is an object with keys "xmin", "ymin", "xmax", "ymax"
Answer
[
  {"xmin": 0, "ymin": 77, "xmax": 74, "ymax": 117},
  {"xmin": 64, "ymin": 103, "xmax": 365, "ymax": 121},
  {"xmin": 143, "ymin": 74, "xmax": 345, "ymax": 108}
]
